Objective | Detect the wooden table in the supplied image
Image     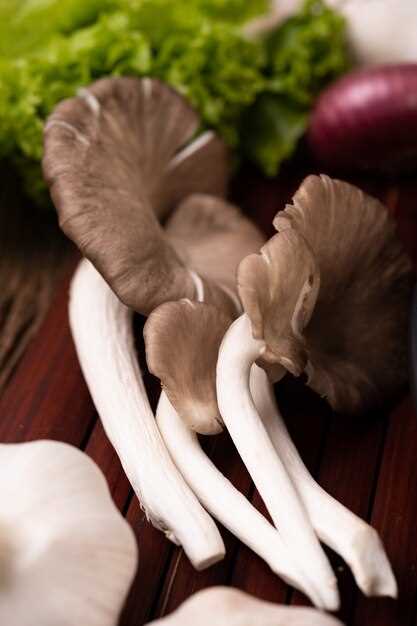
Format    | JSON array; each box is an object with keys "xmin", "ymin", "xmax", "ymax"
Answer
[{"xmin": 1, "ymin": 165, "xmax": 416, "ymax": 626}]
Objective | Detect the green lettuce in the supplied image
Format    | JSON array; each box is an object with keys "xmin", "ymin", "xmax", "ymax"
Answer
[{"xmin": 0, "ymin": 0, "xmax": 349, "ymax": 206}]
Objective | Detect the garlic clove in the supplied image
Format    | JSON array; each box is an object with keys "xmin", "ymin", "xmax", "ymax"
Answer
[
  {"xmin": 147, "ymin": 586, "xmax": 345, "ymax": 626},
  {"xmin": 0, "ymin": 439, "xmax": 137, "ymax": 626}
]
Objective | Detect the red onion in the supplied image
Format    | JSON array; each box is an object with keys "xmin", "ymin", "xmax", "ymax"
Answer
[{"xmin": 308, "ymin": 64, "xmax": 417, "ymax": 174}]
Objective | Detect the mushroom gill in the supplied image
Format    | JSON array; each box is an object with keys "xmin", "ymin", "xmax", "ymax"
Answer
[
  {"xmin": 145, "ymin": 299, "xmax": 231, "ymax": 435},
  {"xmin": 237, "ymin": 229, "xmax": 320, "ymax": 378},
  {"xmin": 273, "ymin": 174, "xmax": 414, "ymax": 413},
  {"xmin": 43, "ymin": 77, "xmax": 230, "ymax": 314}
]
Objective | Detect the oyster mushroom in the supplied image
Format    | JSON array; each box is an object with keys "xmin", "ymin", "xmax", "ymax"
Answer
[
  {"xmin": 43, "ymin": 77, "xmax": 268, "ymax": 570},
  {"xmin": 145, "ymin": 198, "xmax": 337, "ymax": 610},
  {"xmin": 43, "ymin": 76, "xmax": 231, "ymax": 315},
  {"xmin": 272, "ymin": 174, "xmax": 413, "ymax": 413},
  {"xmin": 66, "ymin": 188, "xmax": 264, "ymax": 572},
  {"xmin": 43, "ymin": 77, "xmax": 234, "ymax": 569},
  {"xmin": 0, "ymin": 440, "xmax": 137, "ymax": 626},
  {"xmin": 145, "ymin": 300, "xmax": 321, "ymax": 605},
  {"xmin": 147, "ymin": 587, "xmax": 344, "ymax": 626},
  {"xmin": 145, "ymin": 299, "xmax": 232, "ymax": 436},
  {"xmin": 217, "ymin": 174, "xmax": 412, "ymax": 598},
  {"xmin": 152, "ymin": 192, "xmax": 264, "ymax": 434}
]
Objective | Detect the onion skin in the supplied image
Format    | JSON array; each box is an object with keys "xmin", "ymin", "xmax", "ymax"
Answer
[{"xmin": 308, "ymin": 64, "xmax": 417, "ymax": 174}]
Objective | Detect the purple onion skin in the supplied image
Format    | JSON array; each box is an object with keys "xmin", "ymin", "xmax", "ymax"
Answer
[{"xmin": 308, "ymin": 64, "xmax": 417, "ymax": 174}]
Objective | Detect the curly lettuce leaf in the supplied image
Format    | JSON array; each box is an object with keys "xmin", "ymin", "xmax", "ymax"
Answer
[
  {"xmin": 0, "ymin": 0, "xmax": 118, "ymax": 56},
  {"xmin": 241, "ymin": 95, "xmax": 308, "ymax": 177},
  {"xmin": 0, "ymin": 0, "xmax": 349, "ymax": 206}
]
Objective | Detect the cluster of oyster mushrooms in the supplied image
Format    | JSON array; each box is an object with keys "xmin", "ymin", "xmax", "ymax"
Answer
[{"xmin": 40, "ymin": 77, "xmax": 413, "ymax": 614}]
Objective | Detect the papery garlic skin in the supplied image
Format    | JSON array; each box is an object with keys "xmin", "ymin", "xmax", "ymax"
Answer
[
  {"xmin": 147, "ymin": 587, "xmax": 345, "ymax": 626},
  {"xmin": 0, "ymin": 439, "xmax": 137, "ymax": 626}
]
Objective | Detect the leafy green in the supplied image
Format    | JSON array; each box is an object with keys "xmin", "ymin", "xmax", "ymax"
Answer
[
  {"xmin": 241, "ymin": 95, "xmax": 308, "ymax": 177},
  {"xmin": 241, "ymin": 0, "xmax": 351, "ymax": 175},
  {"xmin": 0, "ymin": 0, "xmax": 117, "ymax": 56},
  {"xmin": 0, "ymin": 0, "xmax": 350, "ymax": 206}
]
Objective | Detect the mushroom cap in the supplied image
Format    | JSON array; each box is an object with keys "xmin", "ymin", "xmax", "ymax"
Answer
[
  {"xmin": 238, "ymin": 229, "xmax": 320, "ymax": 378},
  {"xmin": 144, "ymin": 300, "xmax": 232, "ymax": 435},
  {"xmin": 0, "ymin": 440, "xmax": 137, "ymax": 626},
  {"xmin": 149, "ymin": 586, "xmax": 344, "ymax": 626},
  {"xmin": 167, "ymin": 193, "xmax": 265, "ymax": 315},
  {"xmin": 257, "ymin": 173, "xmax": 413, "ymax": 413},
  {"xmin": 43, "ymin": 77, "xmax": 230, "ymax": 314},
  {"xmin": 144, "ymin": 196, "xmax": 264, "ymax": 435}
]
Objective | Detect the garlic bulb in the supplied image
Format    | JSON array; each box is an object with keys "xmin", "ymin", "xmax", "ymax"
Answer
[
  {"xmin": 147, "ymin": 587, "xmax": 344, "ymax": 626},
  {"xmin": 0, "ymin": 440, "xmax": 138, "ymax": 626}
]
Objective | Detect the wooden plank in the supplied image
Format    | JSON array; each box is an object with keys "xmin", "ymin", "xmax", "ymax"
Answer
[
  {"xmin": 290, "ymin": 406, "xmax": 388, "ymax": 622},
  {"xmin": 0, "ymin": 268, "xmax": 95, "ymax": 445},
  {"xmin": 85, "ymin": 419, "xmax": 131, "ymax": 513},
  {"xmin": 120, "ymin": 498, "xmax": 174, "ymax": 626},
  {"xmin": 350, "ymin": 180, "xmax": 417, "ymax": 626},
  {"xmin": 351, "ymin": 397, "xmax": 417, "ymax": 626}
]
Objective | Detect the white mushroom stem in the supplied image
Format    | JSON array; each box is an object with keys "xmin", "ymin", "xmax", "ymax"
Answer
[
  {"xmin": 217, "ymin": 313, "xmax": 339, "ymax": 611},
  {"xmin": 250, "ymin": 364, "xmax": 398, "ymax": 598},
  {"xmin": 69, "ymin": 260, "xmax": 225, "ymax": 570},
  {"xmin": 156, "ymin": 391, "xmax": 324, "ymax": 606}
]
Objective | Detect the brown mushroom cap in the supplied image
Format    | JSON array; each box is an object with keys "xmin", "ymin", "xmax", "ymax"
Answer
[
  {"xmin": 144, "ymin": 300, "xmax": 232, "ymax": 435},
  {"xmin": 238, "ymin": 229, "xmax": 320, "ymax": 378},
  {"xmin": 247, "ymin": 174, "xmax": 413, "ymax": 414},
  {"xmin": 143, "ymin": 195, "xmax": 264, "ymax": 435},
  {"xmin": 43, "ymin": 77, "xmax": 230, "ymax": 314},
  {"xmin": 166, "ymin": 193, "xmax": 265, "ymax": 313}
]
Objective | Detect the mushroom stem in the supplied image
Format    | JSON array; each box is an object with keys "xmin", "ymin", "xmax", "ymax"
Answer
[
  {"xmin": 156, "ymin": 391, "xmax": 324, "ymax": 606},
  {"xmin": 249, "ymin": 364, "xmax": 398, "ymax": 599},
  {"xmin": 217, "ymin": 313, "xmax": 339, "ymax": 611},
  {"xmin": 69, "ymin": 260, "xmax": 225, "ymax": 570}
]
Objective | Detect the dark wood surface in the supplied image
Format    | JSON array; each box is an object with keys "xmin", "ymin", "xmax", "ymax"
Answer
[{"xmin": 1, "ymin": 166, "xmax": 417, "ymax": 626}]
